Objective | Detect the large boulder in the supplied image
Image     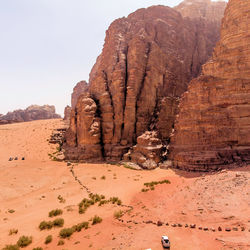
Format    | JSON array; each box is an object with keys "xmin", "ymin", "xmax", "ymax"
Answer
[{"xmin": 169, "ymin": 0, "xmax": 250, "ymax": 171}]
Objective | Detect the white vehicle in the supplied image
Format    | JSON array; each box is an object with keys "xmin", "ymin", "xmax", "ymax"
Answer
[{"xmin": 161, "ymin": 236, "xmax": 170, "ymax": 248}]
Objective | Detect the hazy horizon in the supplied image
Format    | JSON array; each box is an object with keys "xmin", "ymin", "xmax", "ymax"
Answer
[{"xmin": 0, "ymin": 0, "xmax": 227, "ymax": 116}]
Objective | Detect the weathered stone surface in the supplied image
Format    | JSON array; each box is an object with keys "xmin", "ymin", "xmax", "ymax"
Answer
[
  {"xmin": 169, "ymin": 0, "xmax": 250, "ymax": 171},
  {"xmin": 63, "ymin": 105, "xmax": 71, "ymax": 122},
  {"xmin": 71, "ymin": 81, "xmax": 88, "ymax": 109},
  {"xmin": 0, "ymin": 105, "xmax": 61, "ymax": 123},
  {"xmin": 124, "ymin": 131, "xmax": 163, "ymax": 169},
  {"xmin": 65, "ymin": 1, "xmax": 226, "ymax": 162}
]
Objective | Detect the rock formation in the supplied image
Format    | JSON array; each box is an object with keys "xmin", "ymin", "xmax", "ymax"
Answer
[
  {"xmin": 71, "ymin": 81, "xmax": 88, "ymax": 109},
  {"xmin": 169, "ymin": 0, "xmax": 250, "ymax": 171},
  {"xmin": 0, "ymin": 105, "xmax": 61, "ymax": 123},
  {"xmin": 63, "ymin": 105, "xmax": 71, "ymax": 122},
  {"xmin": 64, "ymin": 0, "xmax": 226, "ymax": 164}
]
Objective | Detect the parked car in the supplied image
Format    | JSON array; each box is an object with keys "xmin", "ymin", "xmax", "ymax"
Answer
[{"xmin": 161, "ymin": 235, "xmax": 170, "ymax": 248}]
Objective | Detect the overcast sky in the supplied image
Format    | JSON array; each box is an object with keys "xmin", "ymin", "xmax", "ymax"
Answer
[{"xmin": 0, "ymin": 0, "xmax": 224, "ymax": 116}]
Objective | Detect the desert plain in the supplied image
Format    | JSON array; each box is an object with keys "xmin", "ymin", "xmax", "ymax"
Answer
[{"xmin": 0, "ymin": 119, "xmax": 249, "ymax": 250}]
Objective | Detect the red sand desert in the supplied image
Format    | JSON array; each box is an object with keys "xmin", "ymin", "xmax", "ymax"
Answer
[{"xmin": 0, "ymin": 119, "xmax": 249, "ymax": 249}]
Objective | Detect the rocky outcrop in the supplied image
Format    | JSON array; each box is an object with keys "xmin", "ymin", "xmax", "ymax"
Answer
[
  {"xmin": 64, "ymin": 1, "xmax": 226, "ymax": 164},
  {"xmin": 124, "ymin": 131, "xmax": 164, "ymax": 169},
  {"xmin": 169, "ymin": 0, "xmax": 250, "ymax": 171},
  {"xmin": 0, "ymin": 105, "xmax": 61, "ymax": 123},
  {"xmin": 71, "ymin": 81, "xmax": 88, "ymax": 109},
  {"xmin": 63, "ymin": 105, "xmax": 71, "ymax": 122}
]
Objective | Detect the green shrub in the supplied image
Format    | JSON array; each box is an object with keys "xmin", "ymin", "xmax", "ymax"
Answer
[
  {"xmin": 17, "ymin": 235, "xmax": 32, "ymax": 248},
  {"xmin": 38, "ymin": 221, "xmax": 53, "ymax": 230},
  {"xmin": 59, "ymin": 228, "xmax": 75, "ymax": 238},
  {"xmin": 91, "ymin": 215, "xmax": 102, "ymax": 225},
  {"xmin": 57, "ymin": 240, "xmax": 64, "ymax": 246},
  {"xmin": 53, "ymin": 218, "xmax": 64, "ymax": 227},
  {"xmin": 9, "ymin": 228, "xmax": 18, "ymax": 235},
  {"xmin": 45, "ymin": 235, "xmax": 52, "ymax": 244},
  {"xmin": 73, "ymin": 222, "xmax": 89, "ymax": 232},
  {"xmin": 48, "ymin": 209, "xmax": 63, "ymax": 217},
  {"xmin": 39, "ymin": 218, "xmax": 64, "ymax": 230},
  {"xmin": 2, "ymin": 245, "xmax": 19, "ymax": 250},
  {"xmin": 114, "ymin": 210, "xmax": 123, "ymax": 219}
]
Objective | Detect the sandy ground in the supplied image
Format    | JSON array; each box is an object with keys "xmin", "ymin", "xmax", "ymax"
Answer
[{"xmin": 0, "ymin": 119, "xmax": 249, "ymax": 250}]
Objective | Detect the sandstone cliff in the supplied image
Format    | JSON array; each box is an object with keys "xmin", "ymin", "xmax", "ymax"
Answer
[
  {"xmin": 169, "ymin": 0, "xmax": 250, "ymax": 171},
  {"xmin": 63, "ymin": 105, "xmax": 71, "ymax": 122},
  {"xmin": 71, "ymin": 81, "xmax": 88, "ymax": 109},
  {"xmin": 64, "ymin": 0, "xmax": 226, "ymax": 165},
  {"xmin": 0, "ymin": 105, "xmax": 61, "ymax": 123}
]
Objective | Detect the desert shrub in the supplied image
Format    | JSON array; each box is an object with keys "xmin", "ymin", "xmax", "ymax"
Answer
[
  {"xmin": 9, "ymin": 228, "xmax": 18, "ymax": 235},
  {"xmin": 2, "ymin": 245, "xmax": 19, "ymax": 250},
  {"xmin": 109, "ymin": 197, "xmax": 122, "ymax": 205},
  {"xmin": 32, "ymin": 248, "xmax": 43, "ymax": 250},
  {"xmin": 59, "ymin": 228, "xmax": 75, "ymax": 238},
  {"xmin": 17, "ymin": 235, "xmax": 32, "ymax": 248},
  {"xmin": 101, "ymin": 175, "xmax": 106, "ymax": 180},
  {"xmin": 141, "ymin": 188, "xmax": 149, "ymax": 192},
  {"xmin": 45, "ymin": 235, "xmax": 52, "ymax": 244},
  {"xmin": 91, "ymin": 215, "xmax": 102, "ymax": 225},
  {"xmin": 38, "ymin": 221, "xmax": 53, "ymax": 230},
  {"xmin": 39, "ymin": 218, "xmax": 64, "ymax": 230},
  {"xmin": 57, "ymin": 240, "xmax": 64, "ymax": 246},
  {"xmin": 73, "ymin": 222, "xmax": 89, "ymax": 232},
  {"xmin": 114, "ymin": 210, "xmax": 123, "ymax": 219},
  {"xmin": 57, "ymin": 195, "xmax": 65, "ymax": 203},
  {"xmin": 143, "ymin": 179, "xmax": 171, "ymax": 190},
  {"xmin": 53, "ymin": 218, "xmax": 64, "ymax": 227},
  {"xmin": 48, "ymin": 209, "xmax": 63, "ymax": 217},
  {"xmin": 8, "ymin": 209, "xmax": 15, "ymax": 214}
]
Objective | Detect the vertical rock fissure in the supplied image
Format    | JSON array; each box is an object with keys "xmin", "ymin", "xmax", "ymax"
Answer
[
  {"xmin": 121, "ymin": 45, "xmax": 129, "ymax": 139},
  {"xmin": 103, "ymin": 70, "xmax": 115, "ymax": 137},
  {"xmin": 74, "ymin": 109, "xmax": 78, "ymax": 146},
  {"xmin": 134, "ymin": 42, "xmax": 151, "ymax": 138}
]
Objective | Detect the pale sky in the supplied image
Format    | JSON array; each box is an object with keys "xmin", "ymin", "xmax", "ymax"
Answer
[{"xmin": 0, "ymin": 0, "xmax": 225, "ymax": 116}]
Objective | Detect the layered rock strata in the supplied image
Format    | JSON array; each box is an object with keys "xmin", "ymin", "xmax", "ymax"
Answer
[
  {"xmin": 0, "ymin": 105, "xmax": 61, "ymax": 123},
  {"xmin": 64, "ymin": 1, "xmax": 226, "ymax": 163},
  {"xmin": 169, "ymin": 0, "xmax": 250, "ymax": 171}
]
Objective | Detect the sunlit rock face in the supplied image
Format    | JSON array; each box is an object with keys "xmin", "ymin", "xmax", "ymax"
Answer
[
  {"xmin": 169, "ymin": 0, "xmax": 250, "ymax": 171},
  {"xmin": 64, "ymin": 1, "xmax": 226, "ymax": 164}
]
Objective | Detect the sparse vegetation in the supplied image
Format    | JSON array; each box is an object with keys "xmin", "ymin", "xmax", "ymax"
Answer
[
  {"xmin": 91, "ymin": 215, "xmax": 102, "ymax": 225},
  {"xmin": 57, "ymin": 240, "xmax": 64, "ymax": 246},
  {"xmin": 32, "ymin": 248, "xmax": 43, "ymax": 250},
  {"xmin": 39, "ymin": 218, "xmax": 64, "ymax": 230},
  {"xmin": 9, "ymin": 228, "xmax": 18, "ymax": 235},
  {"xmin": 8, "ymin": 209, "xmax": 15, "ymax": 214},
  {"xmin": 142, "ymin": 179, "xmax": 171, "ymax": 192},
  {"xmin": 114, "ymin": 210, "xmax": 123, "ymax": 219},
  {"xmin": 2, "ymin": 245, "xmax": 19, "ymax": 250},
  {"xmin": 59, "ymin": 228, "xmax": 75, "ymax": 238},
  {"xmin": 57, "ymin": 195, "xmax": 66, "ymax": 203},
  {"xmin": 59, "ymin": 221, "xmax": 89, "ymax": 238},
  {"xmin": 48, "ymin": 209, "xmax": 63, "ymax": 217},
  {"xmin": 17, "ymin": 235, "xmax": 32, "ymax": 248},
  {"xmin": 101, "ymin": 175, "xmax": 106, "ymax": 180},
  {"xmin": 45, "ymin": 235, "xmax": 52, "ymax": 244}
]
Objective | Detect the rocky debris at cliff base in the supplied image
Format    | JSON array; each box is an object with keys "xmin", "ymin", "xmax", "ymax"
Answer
[{"xmin": 124, "ymin": 131, "xmax": 164, "ymax": 170}]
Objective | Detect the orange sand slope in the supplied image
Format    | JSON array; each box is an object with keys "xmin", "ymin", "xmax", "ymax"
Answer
[{"xmin": 0, "ymin": 119, "xmax": 249, "ymax": 249}]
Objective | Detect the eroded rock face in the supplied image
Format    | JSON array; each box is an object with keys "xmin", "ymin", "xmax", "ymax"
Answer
[
  {"xmin": 169, "ymin": 0, "xmax": 250, "ymax": 171},
  {"xmin": 65, "ymin": 1, "xmax": 226, "ymax": 163},
  {"xmin": 0, "ymin": 105, "xmax": 61, "ymax": 123},
  {"xmin": 124, "ymin": 131, "xmax": 164, "ymax": 169},
  {"xmin": 71, "ymin": 81, "xmax": 88, "ymax": 109},
  {"xmin": 63, "ymin": 105, "xmax": 71, "ymax": 122}
]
